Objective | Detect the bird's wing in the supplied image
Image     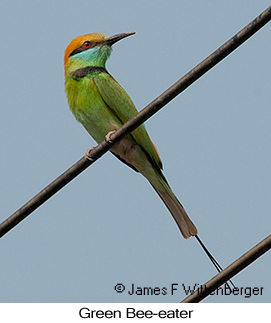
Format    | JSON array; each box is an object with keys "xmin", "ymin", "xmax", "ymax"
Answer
[{"xmin": 94, "ymin": 72, "xmax": 162, "ymax": 169}]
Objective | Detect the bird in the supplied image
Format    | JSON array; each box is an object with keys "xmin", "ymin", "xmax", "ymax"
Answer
[{"xmin": 64, "ymin": 32, "xmax": 198, "ymax": 239}]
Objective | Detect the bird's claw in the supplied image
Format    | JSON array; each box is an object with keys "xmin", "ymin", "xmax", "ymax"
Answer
[
  {"xmin": 105, "ymin": 131, "xmax": 116, "ymax": 145},
  {"xmin": 84, "ymin": 147, "xmax": 94, "ymax": 162}
]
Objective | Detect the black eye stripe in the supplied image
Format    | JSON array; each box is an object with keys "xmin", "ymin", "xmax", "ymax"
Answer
[
  {"xmin": 69, "ymin": 46, "xmax": 85, "ymax": 57},
  {"xmin": 69, "ymin": 42, "xmax": 96, "ymax": 57}
]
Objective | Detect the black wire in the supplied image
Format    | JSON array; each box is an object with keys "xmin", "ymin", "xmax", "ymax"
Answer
[
  {"xmin": 0, "ymin": 6, "xmax": 270, "ymax": 240},
  {"xmin": 195, "ymin": 235, "xmax": 236, "ymax": 290},
  {"xmin": 182, "ymin": 234, "xmax": 271, "ymax": 302}
]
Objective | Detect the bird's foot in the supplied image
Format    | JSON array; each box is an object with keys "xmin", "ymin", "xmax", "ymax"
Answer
[
  {"xmin": 105, "ymin": 131, "xmax": 116, "ymax": 145},
  {"xmin": 84, "ymin": 147, "xmax": 94, "ymax": 162}
]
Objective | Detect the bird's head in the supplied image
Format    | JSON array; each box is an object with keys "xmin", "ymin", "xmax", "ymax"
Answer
[{"xmin": 64, "ymin": 32, "xmax": 135, "ymax": 74}]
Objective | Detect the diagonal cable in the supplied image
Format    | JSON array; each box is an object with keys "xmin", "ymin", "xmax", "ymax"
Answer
[
  {"xmin": 0, "ymin": 6, "xmax": 270, "ymax": 238},
  {"xmin": 181, "ymin": 234, "xmax": 271, "ymax": 303}
]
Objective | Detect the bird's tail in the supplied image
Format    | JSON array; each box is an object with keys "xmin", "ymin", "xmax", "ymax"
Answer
[{"xmin": 151, "ymin": 178, "xmax": 197, "ymax": 239}]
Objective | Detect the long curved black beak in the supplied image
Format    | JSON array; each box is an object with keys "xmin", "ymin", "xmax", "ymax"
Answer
[{"xmin": 103, "ymin": 32, "xmax": 135, "ymax": 46}]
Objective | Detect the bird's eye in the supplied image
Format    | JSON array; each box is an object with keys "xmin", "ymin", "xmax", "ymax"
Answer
[{"xmin": 83, "ymin": 41, "xmax": 92, "ymax": 49}]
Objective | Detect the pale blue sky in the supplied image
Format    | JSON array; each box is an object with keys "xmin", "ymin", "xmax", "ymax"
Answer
[{"xmin": 0, "ymin": 1, "xmax": 270, "ymax": 303}]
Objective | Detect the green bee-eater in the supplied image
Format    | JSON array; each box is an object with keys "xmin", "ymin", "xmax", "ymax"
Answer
[{"xmin": 64, "ymin": 32, "xmax": 197, "ymax": 238}]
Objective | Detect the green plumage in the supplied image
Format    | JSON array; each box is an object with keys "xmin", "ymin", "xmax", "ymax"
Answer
[
  {"xmin": 65, "ymin": 32, "xmax": 197, "ymax": 238},
  {"xmin": 66, "ymin": 69, "xmax": 162, "ymax": 174}
]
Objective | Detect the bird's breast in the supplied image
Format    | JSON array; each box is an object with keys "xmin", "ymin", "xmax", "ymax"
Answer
[{"xmin": 65, "ymin": 76, "xmax": 123, "ymax": 143}]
